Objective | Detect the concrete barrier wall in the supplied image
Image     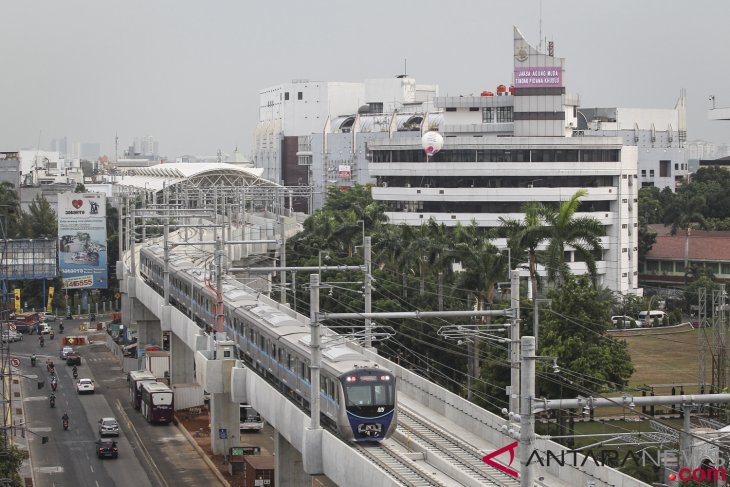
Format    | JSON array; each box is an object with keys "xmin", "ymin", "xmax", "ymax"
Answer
[{"xmin": 362, "ymin": 349, "xmax": 649, "ymax": 487}]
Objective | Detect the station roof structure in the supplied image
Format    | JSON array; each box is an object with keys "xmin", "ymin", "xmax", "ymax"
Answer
[{"xmin": 113, "ymin": 162, "xmax": 279, "ymax": 194}]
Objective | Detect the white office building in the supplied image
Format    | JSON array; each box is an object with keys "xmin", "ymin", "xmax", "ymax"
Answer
[
  {"xmin": 367, "ymin": 27, "xmax": 639, "ymax": 294},
  {"xmin": 577, "ymin": 95, "xmax": 688, "ymax": 191}
]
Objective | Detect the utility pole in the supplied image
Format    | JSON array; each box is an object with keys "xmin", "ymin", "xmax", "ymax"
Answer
[
  {"xmin": 279, "ymin": 216, "xmax": 287, "ymax": 305},
  {"xmin": 510, "ymin": 270, "xmax": 520, "ymax": 416}
]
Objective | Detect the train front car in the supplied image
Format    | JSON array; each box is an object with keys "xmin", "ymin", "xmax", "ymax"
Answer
[{"xmin": 338, "ymin": 368, "xmax": 397, "ymax": 442}]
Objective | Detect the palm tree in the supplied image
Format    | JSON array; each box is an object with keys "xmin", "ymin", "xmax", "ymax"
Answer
[
  {"xmin": 663, "ymin": 194, "xmax": 707, "ymax": 283},
  {"xmin": 538, "ymin": 189, "xmax": 604, "ymax": 286},
  {"xmin": 499, "ymin": 201, "xmax": 547, "ymax": 300}
]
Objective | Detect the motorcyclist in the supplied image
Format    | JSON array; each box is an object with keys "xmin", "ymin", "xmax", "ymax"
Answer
[
  {"xmin": 59, "ymin": 322, "xmax": 64, "ymax": 334},
  {"xmin": 49, "ymin": 392, "xmax": 56, "ymax": 408},
  {"xmin": 62, "ymin": 412, "xmax": 69, "ymax": 429},
  {"xmin": 72, "ymin": 365, "xmax": 78, "ymax": 379},
  {"xmin": 50, "ymin": 329, "xmax": 54, "ymax": 339},
  {"xmin": 51, "ymin": 377, "xmax": 57, "ymax": 391},
  {"xmin": 39, "ymin": 335, "xmax": 44, "ymax": 347},
  {"xmin": 30, "ymin": 354, "xmax": 36, "ymax": 366}
]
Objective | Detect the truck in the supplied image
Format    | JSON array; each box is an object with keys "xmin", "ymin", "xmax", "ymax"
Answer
[{"xmin": 144, "ymin": 351, "xmax": 170, "ymax": 383}]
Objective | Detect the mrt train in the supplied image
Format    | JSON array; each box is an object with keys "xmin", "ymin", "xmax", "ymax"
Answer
[{"xmin": 139, "ymin": 245, "xmax": 397, "ymax": 442}]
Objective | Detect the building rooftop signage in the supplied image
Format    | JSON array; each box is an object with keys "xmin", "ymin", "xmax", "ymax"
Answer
[{"xmin": 513, "ymin": 67, "xmax": 562, "ymax": 87}]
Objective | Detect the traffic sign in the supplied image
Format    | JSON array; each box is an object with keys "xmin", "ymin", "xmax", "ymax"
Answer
[
  {"xmin": 218, "ymin": 428, "xmax": 227, "ymax": 439},
  {"xmin": 9, "ymin": 324, "xmax": 16, "ymax": 331},
  {"xmin": 10, "ymin": 357, "xmax": 20, "ymax": 368}
]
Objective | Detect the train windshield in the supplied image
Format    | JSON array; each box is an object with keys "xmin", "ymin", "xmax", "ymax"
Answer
[{"xmin": 342, "ymin": 373, "xmax": 394, "ymax": 408}]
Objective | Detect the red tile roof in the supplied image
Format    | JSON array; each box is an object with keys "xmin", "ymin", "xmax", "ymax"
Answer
[{"xmin": 646, "ymin": 232, "xmax": 730, "ymax": 261}]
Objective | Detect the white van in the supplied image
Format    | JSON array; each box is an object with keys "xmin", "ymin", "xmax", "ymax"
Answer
[{"xmin": 637, "ymin": 310, "xmax": 667, "ymax": 327}]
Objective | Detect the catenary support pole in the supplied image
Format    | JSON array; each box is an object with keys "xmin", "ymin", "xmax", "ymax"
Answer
[
  {"xmin": 510, "ymin": 270, "xmax": 520, "ymax": 416},
  {"xmin": 364, "ymin": 236, "xmax": 372, "ymax": 348},
  {"xmin": 520, "ymin": 336, "xmax": 535, "ymax": 487},
  {"xmin": 309, "ymin": 274, "xmax": 321, "ymax": 430}
]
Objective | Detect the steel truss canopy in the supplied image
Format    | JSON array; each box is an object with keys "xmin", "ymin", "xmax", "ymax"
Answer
[{"xmin": 113, "ymin": 162, "xmax": 279, "ymax": 194}]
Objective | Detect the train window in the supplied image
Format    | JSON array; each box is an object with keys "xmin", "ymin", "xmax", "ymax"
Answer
[
  {"xmin": 278, "ymin": 348, "xmax": 285, "ymax": 363},
  {"xmin": 327, "ymin": 380, "xmax": 334, "ymax": 398},
  {"xmin": 293, "ymin": 357, "xmax": 298, "ymax": 373},
  {"xmin": 259, "ymin": 335, "xmax": 265, "ymax": 350},
  {"xmin": 373, "ymin": 385, "xmax": 391, "ymax": 405},
  {"xmin": 287, "ymin": 354, "xmax": 293, "ymax": 370},
  {"xmin": 271, "ymin": 343, "xmax": 277, "ymax": 359},
  {"xmin": 248, "ymin": 329, "xmax": 254, "ymax": 342},
  {"xmin": 320, "ymin": 377, "xmax": 326, "ymax": 393}
]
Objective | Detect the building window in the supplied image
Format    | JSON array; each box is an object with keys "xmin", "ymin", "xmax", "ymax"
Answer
[
  {"xmin": 649, "ymin": 170, "xmax": 655, "ymax": 177},
  {"xmin": 722, "ymin": 263, "xmax": 730, "ymax": 275},
  {"xmin": 660, "ymin": 261, "xmax": 674, "ymax": 273},
  {"xmin": 646, "ymin": 260, "xmax": 659, "ymax": 273},
  {"xmin": 446, "ymin": 107, "xmax": 457, "ymax": 112},
  {"xmin": 285, "ymin": 92, "xmax": 289, "ymax": 100},
  {"xmin": 469, "ymin": 107, "xmax": 479, "ymax": 112},
  {"xmin": 675, "ymin": 163, "xmax": 679, "ymax": 170},
  {"xmin": 297, "ymin": 92, "xmax": 303, "ymax": 100},
  {"xmin": 482, "ymin": 107, "xmax": 513, "ymax": 123},
  {"xmin": 660, "ymin": 160, "xmax": 670, "ymax": 177}
]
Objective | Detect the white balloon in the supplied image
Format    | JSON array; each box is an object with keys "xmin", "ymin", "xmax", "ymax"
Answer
[{"xmin": 421, "ymin": 131, "xmax": 443, "ymax": 156}]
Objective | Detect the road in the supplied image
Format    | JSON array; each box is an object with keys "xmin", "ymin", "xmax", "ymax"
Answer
[{"xmin": 9, "ymin": 317, "xmax": 222, "ymax": 487}]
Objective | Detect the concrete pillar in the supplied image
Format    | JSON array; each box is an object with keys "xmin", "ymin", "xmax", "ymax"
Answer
[
  {"xmin": 137, "ymin": 319, "xmax": 162, "ymax": 349},
  {"xmin": 275, "ymin": 432, "xmax": 309, "ymax": 487},
  {"xmin": 210, "ymin": 392, "xmax": 241, "ymax": 455},
  {"xmin": 170, "ymin": 333, "xmax": 195, "ymax": 384}
]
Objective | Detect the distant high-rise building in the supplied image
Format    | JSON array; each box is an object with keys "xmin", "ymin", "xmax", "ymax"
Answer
[
  {"xmin": 81, "ymin": 143, "xmax": 100, "ymax": 160},
  {"xmin": 49, "ymin": 137, "xmax": 68, "ymax": 158}
]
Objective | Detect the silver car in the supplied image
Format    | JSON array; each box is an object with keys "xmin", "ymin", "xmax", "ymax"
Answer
[{"xmin": 98, "ymin": 417, "xmax": 119, "ymax": 437}]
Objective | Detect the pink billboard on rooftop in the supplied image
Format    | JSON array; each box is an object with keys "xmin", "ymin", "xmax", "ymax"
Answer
[{"xmin": 513, "ymin": 67, "xmax": 562, "ymax": 87}]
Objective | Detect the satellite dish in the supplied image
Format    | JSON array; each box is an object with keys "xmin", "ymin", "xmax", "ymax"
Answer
[{"xmin": 421, "ymin": 131, "xmax": 443, "ymax": 156}]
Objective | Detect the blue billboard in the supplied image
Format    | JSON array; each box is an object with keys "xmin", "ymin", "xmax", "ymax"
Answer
[{"xmin": 58, "ymin": 192, "xmax": 107, "ymax": 289}]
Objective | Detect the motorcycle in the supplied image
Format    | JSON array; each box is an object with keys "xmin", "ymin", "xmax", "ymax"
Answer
[
  {"xmin": 50, "ymin": 378, "xmax": 58, "ymax": 391},
  {"xmin": 49, "ymin": 394, "xmax": 55, "ymax": 408},
  {"xmin": 49, "ymin": 330, "xmax": 54, "ymax": 340},
  {"xmin": 72, "ymin": 368, "xmax": 78, "ymax": 380},
  {"xmin": 59, "ymin": 323, "xmax": 64, "ymax": 334},
  {"xmin": 30, "ymin": 355, "xmax": 36, "ymax": 367},
  {"xmin": 39, "ymin": 337, "xmax": 45, "ymax": 347},
  {"xmin": 62, "ymin": 416, "xmax": 69, "ymax": 431}
]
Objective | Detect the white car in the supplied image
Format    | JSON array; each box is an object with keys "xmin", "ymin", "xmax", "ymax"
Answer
[
  {"xmin": 1, "ymin": 331, "xmax": 22, "ymax": 342},
  {"xmin": 76, "ymin": 378, "xmax": 95, "ymax": 394}
]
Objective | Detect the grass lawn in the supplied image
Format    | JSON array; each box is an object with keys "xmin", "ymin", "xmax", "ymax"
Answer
[{"xmin": 621, "ymin": 327, "xmax": 710, "ymax": 392}]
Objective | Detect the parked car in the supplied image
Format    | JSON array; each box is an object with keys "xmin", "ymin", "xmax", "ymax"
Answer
[
  {"xmin": 66, "ymin": 351, "xmax": 81, "ymax": 366},
  {"xmin": 638, "ymin": 310, "xmax": 668, "ymax": 327},
  {"xmin": 40, "ymin": 324, "xmax": 52, "ymax": 334},
  {"xmin": 60, "ymin": 346, "xmax": 74, "ymax": 360},
  {"xmin": 44, "ymin": 314, "xmax": 57, "ymax": 322},
  {"xmin": 611, "ymin": 315, "xmax": 637, "ymax": 328},
  {"xmin": 98, "ymin": 417, "xmax": 119, "ymax": 437},
  {"xmin": 95, "ymin": 439, "xmax": 118, "ymax": 459},
  {"xmin": 77, "ymin": 378, "xmax": 95, "ymax": 394},
  {"xmin": 1, "ymin": 331, "xmax": 22, "ymax": 342}
]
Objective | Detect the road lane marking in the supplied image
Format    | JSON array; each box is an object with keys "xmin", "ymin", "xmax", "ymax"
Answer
[{"xmin": 115, "ymin": 398, "xmax": 168, "ymax": 487}]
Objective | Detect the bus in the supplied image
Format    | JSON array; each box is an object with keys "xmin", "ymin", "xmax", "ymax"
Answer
[
  {"xmin": 240, "ymin": 404, "xmax": 264, "ymax": 432},
  {"xmin": 140, "ymin": 381, "xmax": 174, "ymax": 424},
  {"xmin": 128, "ymin": 370, "xmax": 158, "ymax": 410}
]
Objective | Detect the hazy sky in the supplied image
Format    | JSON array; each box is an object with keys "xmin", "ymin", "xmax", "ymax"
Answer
[{"xmin": 1, "ymin": 1, "xmax": 728, "ymax": 159}]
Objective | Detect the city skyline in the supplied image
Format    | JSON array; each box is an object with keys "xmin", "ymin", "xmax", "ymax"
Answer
[{"xmin": 1, "ymin": 0, "xmax": 728, "ymax": 159}]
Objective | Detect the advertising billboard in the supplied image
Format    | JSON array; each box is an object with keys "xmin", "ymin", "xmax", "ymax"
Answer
[{"xmin": 58, "ymin": 193, "xmax": 107, "ymax": 289}]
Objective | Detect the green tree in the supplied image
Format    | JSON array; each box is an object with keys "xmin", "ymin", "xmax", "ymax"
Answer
[
  {"xmin": 0, "ymin": 432, "xmax": 26, "ymax": 486},
  {"xmin": 538, "ymin": 275, "xmax": 634, "ymax": 397},
  {"xmin": 500, "ymin": 201, "xmax": 546, "ymax": 299},
  {"xmin": 637, "ymin": 186, "xmax": 662, "ymax": 224},
  {"xmin": 538, "ymin": 189, "xmax": 604, "ymax": 286},
  {"xmin": 74, "ymin": 183, "xmax": 87, "ymax": 193},
  {"xmin": 0, "ymin": 181, "xmax": 22, "ymax": 238},
  {"xmin": 20, "ymin": 193, "xmax": 57, "ymax": 238}
]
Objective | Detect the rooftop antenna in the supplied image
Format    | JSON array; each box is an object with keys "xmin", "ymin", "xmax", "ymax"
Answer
[
  {"xmin": 404, "ymin": 58, "xmax": 407, "ymax": 77},
  {"xmin": 538, "ymin": 0, "xmax": 543, "ymax": 53}
]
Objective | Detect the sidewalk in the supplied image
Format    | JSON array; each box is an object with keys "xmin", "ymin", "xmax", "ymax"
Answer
[{"xmin": 11, "ymin": 364, "xmax": 35, "ymax": 487}]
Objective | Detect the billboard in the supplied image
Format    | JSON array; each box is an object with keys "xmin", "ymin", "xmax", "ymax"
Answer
[{"xmin": 58, "ymin": 193, "xmax": 107, "ymax": 289}]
